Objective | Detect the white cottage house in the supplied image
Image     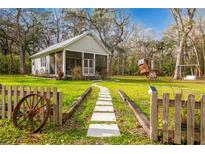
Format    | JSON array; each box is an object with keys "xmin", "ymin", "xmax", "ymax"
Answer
[{"xmin": 30, "ymin": 31, "xmax": 111, "ymax": 79}]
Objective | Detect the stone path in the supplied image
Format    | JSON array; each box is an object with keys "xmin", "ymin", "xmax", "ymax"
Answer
[{"xmin": 87, "ymin": 85, "xmax": 120, "ymax": 137}]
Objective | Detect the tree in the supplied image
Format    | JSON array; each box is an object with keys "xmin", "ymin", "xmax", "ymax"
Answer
[
  {"xmin": 65, "ymin": 9, "xmax": 129, "ymax": 77},
  {"xmin": 0, "ymin": 9, "xmax": 44, "ymax": 73},
  {"xmin": 170, "ymin": 8, "xmax": 196, "ymax": 79}
]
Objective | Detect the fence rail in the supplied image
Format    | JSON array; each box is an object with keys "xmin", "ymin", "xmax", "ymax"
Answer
[
  {"xmin": 0, "ymin": 85, "xmax": 62, "ymax": 126},
  {"xmin": 150, "ymin": 91, "xmax": 205, "ymax": 144}
]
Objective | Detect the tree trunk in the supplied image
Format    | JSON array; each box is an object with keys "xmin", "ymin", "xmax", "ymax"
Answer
[
  {"xmin": 174, "ymin": 36, "xmax": 185, "ymax": 79},
  {"xmin": 117, "ymin": 56, "xmax": 120, "ymax": 75},
  {"xmin": 201, "ymin": 35, "xmax": 205, "ymax": 75},
  {"xmin": 9, "ymin": 52, "xmax": 13, "ymax": 74},
  {"xmin": 108, "ymin": 54, "xmax": 113, "ymax": 79},
  {"xmin": 122, "ymin": 54, "xmax": 125, "ymax": 76},
  {"xmin": 19, "ymin": 48, "xmax": 26, "ymax": 74},
  {"xmin": 16, "ymin": 8, "xmax": 26, "ymax": 74}
]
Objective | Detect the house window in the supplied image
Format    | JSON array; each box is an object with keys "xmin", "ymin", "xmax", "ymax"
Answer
[{"xmin": 40, "ymin": 56, "xmax": 46, "ymax": 67}]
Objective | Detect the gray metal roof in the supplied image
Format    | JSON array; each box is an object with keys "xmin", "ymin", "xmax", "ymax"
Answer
[{"xmin": 30, "ymin": 31, "xmax": 110, "ymax": 59}]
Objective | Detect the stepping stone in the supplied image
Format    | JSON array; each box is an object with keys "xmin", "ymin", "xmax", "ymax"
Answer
[
  {"xmin": 99, "ymin": 92, "xmax": 110, "ymax": 94},
  {"xmin": 87, "ymin": 124, "xmax": 120, "ymax": 137},
  {"xmin": 98, "ymin": 97, "xmax": 112, "ymax": 101},
  {"xmin": 91, "ymin": 112, "xmax": 116, "ymax": 121},
  {"xmin": 99, "ymin": 92, "xmax": 110, "ymax": 95},
  {"xmin": 94, "ymin": 106, "xmax": 114, "ymax": 112},
  {"xmin": 96, "ymin": 101, "xmax": 113, "ymax": 106},
  {"xmin": 100, "ymin": 87, "xmax": 108, "ymax": 90},
  {"xmin": 100, "ymin": 89, "xmax": 109, "ymax": 92},
  {"xmin": 100, "ymin": 91, "xmax": 110, "ymax": 94},
  {"xmin": 100, "ymin": 89, "xmax": 108, "ymax": 91},
  {"xmin": 99, "ymin": 95, "xmax": 111, "ymax": 98},
  {"xmin": 99, "ymin": 93, "xmax": 110, "ymax": 95}
]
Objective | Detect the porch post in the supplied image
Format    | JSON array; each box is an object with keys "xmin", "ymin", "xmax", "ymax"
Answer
[
  {"xmin": 94, "ymin": 53, "xmax": 96, "ymax": 76},
  {"xmin": 82, "ymin": 52, "xmax": 84, "ymax": 76},
  {"xmin": 47, "ymin": 55, "xmax": 50, "ymax": 74},
  {"xmin": 54, "ymin": 53, "xmax": 57, "ymax": 75},
  {"xmin": 107, "ymin": 55, "xmax": 109, "ymax": 75},
  {"xmin": 63, "ymin": 50, "xmax": 66, "ymax": 77}
]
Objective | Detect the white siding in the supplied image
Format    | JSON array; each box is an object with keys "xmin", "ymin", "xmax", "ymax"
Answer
[
  {"xmin": 65, "ymin": 35, "xmax": 108, "ymax": 55},
  {"xmin": 32, "ymin": 56, "xmax": 49, "ymax": 75}
]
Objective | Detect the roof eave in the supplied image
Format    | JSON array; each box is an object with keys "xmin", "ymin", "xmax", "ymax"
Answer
[
  {"xmin": 30, "ymin": 47, "xmax": 63, "ymax": 59},
  {"xmin": 30, "ymin": 31, "xmax": 111, "ymax": 59}
]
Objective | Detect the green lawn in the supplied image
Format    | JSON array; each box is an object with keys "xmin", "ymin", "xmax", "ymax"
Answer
[
  {"xmin": 98, "ymin": 76, "xmax": 205, "ymax": 117},
  {"xmin": 0, "ymin": 75, "xmax": 92, "ymax": 110},
  {"xmin": 0, "ymin": 75, "xmax": 205, "ymax": 144}
]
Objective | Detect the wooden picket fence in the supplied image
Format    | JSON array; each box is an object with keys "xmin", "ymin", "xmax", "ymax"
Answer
[
  {"xmin": 150, "ymin": 91, "xmax": 205, "ymax": 144},
  {"xmin": 0, "ymin": 85, "xmax": 62, "ymax": 126}
]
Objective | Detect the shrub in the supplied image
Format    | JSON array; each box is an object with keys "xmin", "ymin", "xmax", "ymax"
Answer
[
  {"xmin": 57, "ymin": 71, "xmax": 64, "ymax": 80},
  {"xmin": 0, "ymin": 55, "xmax": 20, "ymax": 74},
  {"xmin": 100, "ymin": 68, "xmax": 108, "ymax": 79},
  {"xmin": 71, "ymin": 66, "xmax": 83, "ymax": 80},
  {"xmin": 0, "ymin": 54, "xmax": 31, "ymax": 74}
]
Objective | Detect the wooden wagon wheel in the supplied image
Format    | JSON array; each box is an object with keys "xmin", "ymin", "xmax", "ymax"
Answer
[{"xmin": 13, "ymin": 94, "xmax": 50, "ymax": 133}]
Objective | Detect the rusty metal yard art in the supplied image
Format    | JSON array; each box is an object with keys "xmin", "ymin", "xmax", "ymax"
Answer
[{"xmin": 138, "ymin": 58, "xmax": 158, "ymax": 80}]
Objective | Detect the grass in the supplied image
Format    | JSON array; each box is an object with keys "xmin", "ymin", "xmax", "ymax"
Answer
[
  {"xmin": 0, "ymin": 75, "xmax": 92, "ymax": 110},
  {"xmin": 0, "ymin": 87, "xmax": 155, "ymax": 144},
  {"xmin": 98, "ymin": 76, "xmax": 205, "ymax": 117},
  {"xmin": 1, "ymin": 75, "xmax": 205, "ymax": 144}
]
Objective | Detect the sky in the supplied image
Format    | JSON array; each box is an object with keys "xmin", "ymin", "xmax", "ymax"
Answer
[
  {"xmin": 125, "ymin": 8, "xmax": 174, "ymax": 39},
  {"xmin": 36, "ymin": 8, "xmax": 174, "ymax": 40}
]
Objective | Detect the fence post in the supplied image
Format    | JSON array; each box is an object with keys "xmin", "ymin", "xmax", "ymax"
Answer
[
  {"xmin": 33, "ymin": 86, "xmax": 38, "ymax": 107},
  {"xmin": 1, "ymin": 85, "xmax": 6, "ymax": 118},
  {"xmin": 58, "ymin": 92, "xmax": 62, "ymax": 126},
  {"xmin": 26, "ymin": 86, "xmax": 31, "ymax": 110},
  {"xmin": 187, "ymin": 94, "xmax": 195, "ymax": 145},
  {"xmin": 7, "ymin": 85, "xmax": 12, "ymax": 119},
  {"xmin": 174, "ymin": 93, "xmax": 182, "ymax": 144},
  {"xmin": 20, "ymin": 86, "xmax": 24, "ymax": 99},
  {"xmin": 53, "ymin": 87, "xmax": 58, "ymax": 124},
  {"xmin": 13, "ymin": 86, "xmax": 18, "ymax": 109},
  {"xmin": 162, "ymin": 93, "xmax": 169, "ymax": 143},
  {"xmin": 46, "ymin": 87, "xmax": 51, "ymax": 122},
  {"xmin": 150, "ymin": 91, "xmax": 158, "ymax": 141},
  {"xmin": 201, "ymin": 95, "xmax": 205, "ymax": 144},
  {"xmin": 40, "ymin": 87, "xmax": 44, "ymax": 122}
]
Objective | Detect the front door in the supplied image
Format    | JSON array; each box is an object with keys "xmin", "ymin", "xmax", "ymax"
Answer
[{"xmin": 84, "ymin": 59, "xmax": 94, "ymax": 76}]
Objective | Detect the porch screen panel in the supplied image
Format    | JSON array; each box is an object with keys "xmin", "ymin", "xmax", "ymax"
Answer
[
  {"xmin": 66, "ymin": 51, "xmax": 82, "ymax": 59},
  {"xmin": 50, "ymin": 54, "xmax": 55, "ymax": 74},
  {"xmin": 56, "ymin": 52, "xmax": 63, "ymax": 73},
  {"xmin": 84, "ymin": 53, "xmax": 94, "ymax": 59},
  {"xmin": 66, "ymin": 51, "xmax": 82, "ymax": 75},
  {"xmin": 96, "ymin": 55, "xmax": 107, "ymax": 73}
]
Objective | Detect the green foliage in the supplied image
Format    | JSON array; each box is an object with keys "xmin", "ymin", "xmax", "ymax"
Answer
[
  {"xmin": 0, "ymin": 55, "xmax": 32, "ymax": 74},
  {"xmin": 99, "ymin": 68, "xmax": 108, "ymax": 79},
  {"xmin": 0, "ymin": 119, "xmax": 28, "ymax": 144},
  {"xmin": 127, "ymin": 64, "xmax": 138, "ymax": 75},
  {"xmin": 161, "ymin": 62, "xmax": 175, "ymax": 76},
  {"xmin": 0, "ymin": 55, "xmax": 20, "ymax": 74}
]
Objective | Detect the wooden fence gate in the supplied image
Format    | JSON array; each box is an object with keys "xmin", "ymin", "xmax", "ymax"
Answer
[
  {"xmin": 0, "ymin": 85, "xmax": 62, "ymax": 126},
  {"xmin": 150, "ymin": 91, "xmax": 205, "ymax": 144}
]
